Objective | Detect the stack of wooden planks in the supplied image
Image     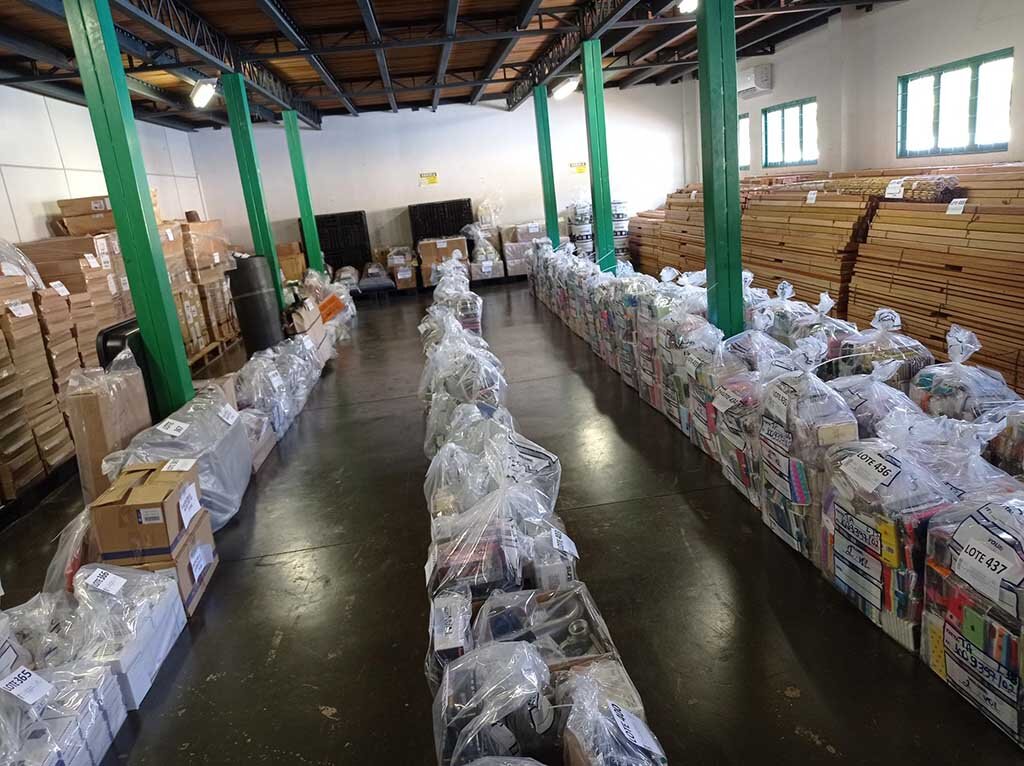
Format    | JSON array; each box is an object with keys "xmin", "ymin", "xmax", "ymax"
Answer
[
  {"xmin": 741, "ymin": 191, "xmax": 872, "ymax": 312},
  {"xmin": 848, "ymin": 200, "xmax": 1024, "ymax": 391},
  {"xmin": 628, "ymin": 209, "xmax": 664, "ymax": 277},
  {"xmin": 660, "ymin": 186, "xmax": 707, "ymax": 274}
]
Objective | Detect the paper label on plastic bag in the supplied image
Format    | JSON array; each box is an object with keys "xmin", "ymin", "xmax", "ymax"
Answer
[
  {"xmin": 760, "ymin": 418, "xmax": 792, "ymax": 451},
  {"xmin": 179, "ymin": 482, "xmax": 201, "ymax": 528},
  {"xmin": 609, "ymin": 702, "xmax": 664, "ymax": 757},
  {"xmin": 841, "ymin": 450, "xmax": 901, "ymax": 493},
  {"xmin": 946, "ymin": 198, "xmax": 968, "ymax": 215},
  {"xmin": 942, "ymin": 620, "xmax": 1018, "ymax": 705},
  {"xmin": 218, "ymin": 403, "xmax": 239, "ymax": 426},
  {"xmin": 156, "ymin": 418, "xmax": 190, "ymax": 438},
  {"xmin": 268, "ymin": 371, "xmax": 285, "ymax": 392},
  {"xmin": 99, "ymin": 253, "xmax": 111, "ymax": 269},
  {"xmin": 834, "ymin": 502, "xmax": 882, "ymax": 556},
  {"xmin": 806, "ymin": 190, "xmax": 818, "ymax": 204},
  {"xmin": 5, "ymin": 301, "xmax": 31, "ymax": 318},
  {"xmin": 137, "ymin": 507, "xmax": 164, "ymax": 525},
  {"xmin": 1, "ymin": 667, "xmax": 53, "ymax": 706},
  {"xmin": 884, "ymin": 179, "xmax": 904, "ymax": 199},
  {"xmin": 765, "ymin": 384, "xmax": 793, "ymax": 423},
  {"xmin": 49, "ymin": 281, "xmax": 70, "ymax": 297},
  {"xmin": 712, "ymin": 387, "xmax": 743, "ymax": 413},
  {"xmin": 550, "ymin": 528, "xmax": 579, "ymax": 559},
  {"xmin": 84, "ymin": 254, "xmax": 100, "ymax": 269},
  {"xmin": 833, "ymin": 529, "xmax": 883, "ymax": 609},
  {"xmin": 163, "ymin": 457, "xmax": 196, "ymax": 472},
  {"xmin": 84, "ymin": 568, "xmax": 127, "ymax": 595},
  {"xmin": 683, "ymin": 353, "xmax": 700, "ymax": 379},
  {"xmin": 952, "ymin": 516, "xmax": 1024, "ymax": 603},
  {"xmin": 431, "ymin": 595, "xmax": 469, "ymax": 653}
]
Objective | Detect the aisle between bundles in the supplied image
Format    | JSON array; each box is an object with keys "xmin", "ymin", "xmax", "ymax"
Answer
[{"xmin": 416, "ymin": 256, "xmax": 669, "ymax": 765}]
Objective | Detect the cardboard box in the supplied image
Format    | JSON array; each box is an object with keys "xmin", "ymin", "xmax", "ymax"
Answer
[
  {"xmin": 505, "ymin": 257, "xmax": 530, "ymax": 278},
  {"xmin": 277, "ymin": 241, "xmax": 303, "ymax": 257},
  {"xmin": 390, "ymin": 264, "xmax": 415, "ymax": 289},
  {"xmin": 515, "ymin": 221, "xmax": 545, "ymax": 241},
  {"xmin": 65, "ymin": 363, "xmax": 151, "ymax": 502},
  {"xmin": 470, "ymin": 260, "xmax": 505, "ymax": 281},
  {"xmin": 417, "ymin": 236, "xmax": 468, "ymax": 266},
  {"xmin": 251, "ymin": 425, "xmax": 277, "ymax": 474},
  {"xmin": 90, "ymin": 460, "xmax": 202, "ymax": 564},
  {"xmin": 279, "ymin": 251, "xmax": 306, "ymax": 282},
  {"xmin": 181, "ymin": 220, "xmax": 230, "ymax": 271},
  {"xmin": 132, "ymin": 509, "xmax": 218, "ymax": 617},
  {"xmin": 194, "ymin": 373, "xmax": 238, "ymax": 410}
]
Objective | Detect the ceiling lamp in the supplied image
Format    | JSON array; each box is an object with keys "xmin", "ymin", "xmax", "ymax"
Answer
[
  {"xmin": 552, "ymin": 76, "xmax": 581, "ymax": 100},
  {"xmin": 678, "ymin": 0, "xmax": 698, "ymax": 12},
  {"xmin": 190, "ymin": 79, "xmax": 218, "ymax": 109}
]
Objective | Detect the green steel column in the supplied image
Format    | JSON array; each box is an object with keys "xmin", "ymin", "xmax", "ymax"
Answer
[
  {"xmin": 697, "ymin": 0, "xmax": 744, "ymax": 336},
  {"xmin": 532, "ymin": 86, "xmax": 560, "ymax": 244},
  {"xmin": 63, "ymin": 0, "xmax": 193, "ymax": 416},
  {"xmin": 581, "ymin": 39, "xmax": 615, "ymax": 273},
  {"xmin": 221, "ymin": 72, "xmax": 285, "ymax": 309},
  {"xmin": 283, "ymin": 110, "xmax": 325, "ymax": 273}
]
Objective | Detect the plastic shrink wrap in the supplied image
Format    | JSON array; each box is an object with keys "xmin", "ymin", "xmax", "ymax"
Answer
[
  {"xmin": 762, "ymin": 282, "xmax": 815, "ymax": 348},
  {"xmin": 426, "ymin": 585, "xmax": 475, "ymax": 694},
  {"xmin": 980, "ymin": 401, "xmax": 1024, "ymax": 479},
  {"xmin": 655, "ymin": 311, "xmax": 710, "ymax": 435},
  {"xmin": 828, "ymin": 360, "xmax": 923, "ymax": 438},
  {"xmin": 0, "ymin": 238, "xmax": 45, "ymax": 290},
  {"xmin": 758, "ymin": 341, "xmax": 859, "ymax": 564},
  {"xmin": 921, "ymin": 493, "xmax": 1024, "ymax": 746},
  {"xmin": 102, "ymin": 387, "xmax": 252, "ymax": 531},
  {"xmin": 236, "ymin": 354, "xmax": 296, "ymax": 436},
  {"xmin": 837, "ymin": 308, "xmax": 934, "ymax": 393},
  {"xmin": 613, "ymin": 276, "xmax": 657, "ymax": 390},
  {"xmin": 684, "ymin": 322, "xmax": 726, "ymax": 459},
  {"xmin": 463, "ymin": 759, "xmax": 549, "ymax": 766},
  {"xmin": 433, "ymin": 642, "xmax": 557, "ymax": 766},
  {"xmin": 741, "ymin": 271, "xmax": 770, "ymax": 328},
  {"xmin": 821, "ymin": 438, "xmax": 954, "ymax": 650},
  {"xmin": 472, "ymin": 584, "xmax": 616, "ymax": 673},
  {"xmin": 789, "ymin": 292, "xmax": 857, "ymax": 380},
  {"xmin": 909, "ymin": 324, "xmax": 1020, "ymax": 421}
]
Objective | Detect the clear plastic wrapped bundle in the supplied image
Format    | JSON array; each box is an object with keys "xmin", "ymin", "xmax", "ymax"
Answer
[
  {"xmin": 463, "ymin": 759, "xmax": 549, "ymax": 766},
  {"xmin": 612, "ymin": 276, "xmax": 657, "ymax": 389},
  {"xmin": 561, "ymin": 663, "xmax": 667, "ymax": 766},
  {"xmin": 761, "ymin": 282, "xmax": 815, "ymax": 347},
  {"xmin": 236, "ymin": 354, "xmax": 297, "ymax": 435},
  {"xmin": 333, "ymin": 265, "xmax": 361, "ymax": 293},
  {"xmin": 909, "ymin": 325, "xmax": 1020, "ymax": 421},
  {"xmin": 837, "ymin": 308, "xmax": 934, "ymax": 393},
  {"xmin": 433, "ymin": 642, "xmax": 558, "ymax": 766},
  {"xmin": 426, "ymin": 585, "xmax": 475, "ymax": 694},
  {"xmin": 0, "ymin": 685, "xmax": 62, "ymax": 766},
  {"xmin": 583, "ymin": 271, "xmax": 614, "ymax": 356},
  {"xmin": 41, "ymin": 510, "xmax": 91, "ymax": 595},
  {"xmin": 684, "ymin": 322, "xmax": 726, "ymax": 458},
  {"xmin": 423, "ymin": 350, "xmax": 510, "ymax": 459},
  {"xmin": 789, "ymin": 292, "xmax": 857, "ymax": 380},
  {"xmin": 462, "ymin": 224, "xmax": 500, "ymax": 263},
  {"xmin": 472, "ymin": 584, "xmax": 617, "ymax": 672},
  {"xmin": 4, "ymin": 593, "xmax": 83, "ymax": 669},
  {"xmin": 426, "ymin": 442, "xmax": 499, "ymax": 518},
  {"xmin": 708, "ymin": 323, "xmax": 794, "ymax": 504},
  {"xmin": 420, "ymin": 332, "xmax": 504, "ymax": 406},
  {"xmin": 102, "ymin": 387, "xmax": 252, "ymax": 531},
  {"xmin": 656, "ymin": 310, "xmax": 710, "ymax": 435},
  {"xmin": 593, "ymin": 278, "xmax": 621, "ymax": 371},
  {"xmin": 0, "ymin": 238, "xmax": 45, "ymax": 290},
  {"xmin": 921, "ymin": 493, "xmax": 1024, "ymax": 746},
  {"xmin": 980, "ymin": 401, "xmax": 1024, "ymax": 478},
  {"xmin": 821, "ymin": 438, "xmax": 955, "ymax": 650},
  {"xmin": 741, "ymin": 271, "xmax": 770, "ymax": 328},
  {"xmin": 828, "ymin": 360, "xmax": 923, "ymax": 438},
  {"xmin": 444, "ymin": 403, "xmax": 517, "ymax": 455},
  {"xmin": 758, "ymin": 344, "xmax": 859, "ymax": 564}
]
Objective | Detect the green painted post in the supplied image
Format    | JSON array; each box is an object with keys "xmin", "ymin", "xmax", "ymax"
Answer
[
  {"xmin": 532, "ymin": 86, "xmax": 560, "ymax": 244},
  {"xmin": 283, "ymin": 110, "xmax": 324, "ymax": 273},
  {"xmin": 221, "ymin": 72, "xmax": 286, "ymax": 309},
  {"xmin": 581, "ymin": 39, "xmax": 615, "ymax": 273},
  {"xmin": 63, "ymin": 0, "xmax": 193, "ymax": 416},
  {"xmin": 697, "ymin": 0, "xmax": 744, "ymax": 337}
]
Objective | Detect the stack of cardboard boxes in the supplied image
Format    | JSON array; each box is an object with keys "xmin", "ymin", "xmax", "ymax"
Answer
[
  {"xmin": 418, "ymin": 236, "xmax": 468, "ymax": 285},
  {"xmin": 90, "ymin": 460, "xmax": 218, "ymax": 617},
  {"xmin": 34, "ymin": 285, "xmax": 79, "ymax": 396},
  {"xmin": 276, "ymin": 241, "xmax": 306, "ymax": 282},
  {"xmin": 55, "ymin": 191, "xmax": 160, "ymax": 238},
  {"xmin": 0, "ymin": 328, "xmax": 44, "ymax": 500},
  {"xmin": 182, "ymin": 220, "xmax": 239, "ymax": 345},
  {"xmin": 158, "ymin": 222, "xmax": 208, "ymax": 358}
]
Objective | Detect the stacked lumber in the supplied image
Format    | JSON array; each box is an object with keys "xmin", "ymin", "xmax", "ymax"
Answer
[
  {"xmin": 741, "ymin": 191, "xmax": 872, "ymax": 311},
  {"xmin": 628, "ymin": 209, "xmax": 664, "ymax": 278},
  {"xmin": 848, "ymin": 200, "xmax": 1024, "ymax": 391},
  {"xmin": 661, "ymin": 187, "xmax": 706, "ymax": 274}
]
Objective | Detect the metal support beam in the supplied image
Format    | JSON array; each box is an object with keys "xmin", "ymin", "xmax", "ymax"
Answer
[
  {"xmin": 697, "ymin": 0, "xmax": 743, "ymax": 337},
  {"xmin": 599, "ymin": 0, "xmax": 680, "ymax": 55},
  {"xmin": 355, "ymin": 0, "xmax": 398, "ymax": 113},
  {"xmin": 613, "ymin": 0, "xmax": 907, "ymax": 27},
  {"xmin": 221, "ymin": 72, "xmax": 286, "ymax": 309},
  {"xmin": 432, "ymin": 0, "xmax": 460, "ymax": 111},
  {"xmin": 254, "ymin": 0, "xmax": 358, "ymax": 116},
  {"xmin": 283, "ymin": 110, "xmax": 324, "ymax": 274},
  {"xmin": 532, "ymin": 85, "xmax": 560, "ymax": 244},
  {"xmin": 581, "ymin": 40, "xmax": 614, "ymax": 272},
  {"xmin": 62, "ymin": 0, "xmax": 193, "ymax": 415},
  {"xmin": 470, "ymin": 0, "xmax": 545, "ymax": 105}
]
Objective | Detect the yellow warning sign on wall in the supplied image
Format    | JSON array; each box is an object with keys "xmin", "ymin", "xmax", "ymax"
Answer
[
  {"xmin": 570, "ymin": 162, "xmax": 588, "ymax": 174},
  {"xmin": 419, "ymin": 172, "xmax": 439, "ymax": 187}
]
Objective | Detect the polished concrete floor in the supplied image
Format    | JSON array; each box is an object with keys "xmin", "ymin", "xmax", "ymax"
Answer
[{"xmin": 1, "ymin": 281, "xmax": 1021, "ymax": 764}]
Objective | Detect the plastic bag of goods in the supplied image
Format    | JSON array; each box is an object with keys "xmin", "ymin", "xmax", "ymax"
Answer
[
  {"xmin": 742, "ymin": 270, "xmax": 771, "ymax": 328},
  {"xmin": 707, "ymin": 323, "xmax": 795, "ymax": 504},
  {"xmin": 979, "ymin": 401, "xmax": 1024, "ymax": 479},
  {"xmin": 461, "ymin": 759, "xmax": 549, "ymax": 766},
  {"xmin": 253, "ymin": 341, "xmax": 320, "ymax": 423},
  {"xmin": 821, "ymin": 437, "xmax": 955, "ymax": 650},
  {"xmin": 0, "ymin": 675, "xmax": 63, "ymax": 766},
  {"xmin": 560, "ymin": 659, "xmax": 667, "ymax": 766},
  {"xmin": 593, "ymin": 277, "xmax": 621, "ymax": 370},
  {"xmin": 684, "ymin": 322, "xmax": 726, "ymax": 458},
  {"xmin": 102, "ymin": 388, "xmax": 251, "ymax": 531},
  {"xmin": 789, "ymin": 292, "xmax": 857, "ymax": 380},
  {"xmin": 236, "ymin": 354, "xmax": 297, "ymax": 436},
  {"xmin": 420, "ymin": 331, "xmax": 503, "ymax": 406},
  {"xmin": 828, "ymin": 360, "xmax": 923, "ymax": 438},
  {"xmin": 921, "ymin": 493, "xmax": 1024, "ymax": 746},
  {"xmin": 655, "ymin": 310, "xmax": 710, "ymax": 435},
  {"xmin": 635, "ymin": 272, "xmax": 699, "ymax": 410},
  {"xmin": 433, "ymin": 642, "xmax": 558, "ymax": 766},
  {"xmin": 660, "ymin": 267, "xmax": 708, "ymax": 317},
  {"xmin": 426, "ymin": 584, "xmax": 475, "ymax": 694},
  {"xmin": 761, "ymin": 282, "xmax": 816, "ymax": 347},
  {"xmin": 423, "ymin": 349, "xmax": 509, "ymax": 459},
  {"xmin": 472, "ymin": 583, "xmax": 617, "ymax": 674},
  {"xmin": 909, "ymin": 324, "xmax": 1020, "ymax": 421},
  {"xmin": 584, "ymin": 271, "xmax": 614, "ymax": 356},
  {"xmin": 837, "ymin": 308, "xmax": 934, "ymax": 393},
  {"xmin": 614, "ymin": 276, "xmax": 657, "ymax": 389},
  {"xmin": 3, "ymin": 593, "xmax": 85, "ymax": 670},
  {"xmin": 758, "ymin": 343, "xmax": 859, "ymax": 564},
  {"xmin": 333, "ymin": 265, "xmax": 361, "ymax": 293}
]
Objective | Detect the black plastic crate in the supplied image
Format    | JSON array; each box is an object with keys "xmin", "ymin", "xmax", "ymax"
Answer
[
  {"xmin": 408, "ymin": 198, "xmax": 474, "ymax": 245},
  {"xmin": 304, "ymin": 211, "xmax": 372, "ymax": 271}
]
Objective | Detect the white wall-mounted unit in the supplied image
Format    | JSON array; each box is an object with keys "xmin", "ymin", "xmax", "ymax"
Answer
[{"xmin": 737, "ymin": 64, "xmax": 773, "ymax": 99}]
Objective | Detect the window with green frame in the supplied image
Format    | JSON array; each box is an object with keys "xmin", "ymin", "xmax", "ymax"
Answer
[
  {"xmin": 761, "ymin": 97, "xmax": 818, "ymax": 168},
  {"xmin": 738, "ymin": 113, "xmax": 751, "ymax": 170},
  {"xmin": 897, "ymin": 48, "xmax": 1013, "ymax": 158}
]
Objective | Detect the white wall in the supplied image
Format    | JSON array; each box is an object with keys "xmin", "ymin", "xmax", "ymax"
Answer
[
  {"xmin": 189, "ymin": 83, "xmax": 688, "ymax": 250},
  {"xmin": 721, "ymin": 0, "xmax": 1024, "ymax": 177},
  {"xmin": 0, "ymin": 87, "xmax": 206, "ymax": 244}
]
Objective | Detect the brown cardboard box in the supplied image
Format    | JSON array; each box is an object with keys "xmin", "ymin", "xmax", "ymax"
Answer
[
  {"xmin": 470, "ymin": 260, "xmax": 505, "ymax": 281},
  {"xmin": 277, "ymin": 241, "xmax": 303, "ymax": 257},
  {"xmin": 251, "ymin": 425, "xmax": 276, "ymax": 474},
  {"xmin": 515, "ymin": 221, "xmax": 545, "ymax": 241},
  {"xmin": 505, "ymin": 257, "xmax": 530, "ymax": 278},
  {"xmin": 417, "ymin": 236, "xmax": 468, "ymax": 266},
  {"xmin": 90, "ymin": 460, "xmax": 202, "ymax": 564},
  {"xmin": 61, "ymin": 211, "xmax": 116, "ymax": 236},
  {"xmin": 181, "ymin": 220, "xmax": 230, "ymax": 271},
  {"xmin": 57, "ymin": 190, "xmax": 157, "ymax": 219},
  {"xmin": 130, "ymin": 508, "xmax": 218, "ymax": 617},
  {"xmin": 390, "ymin": 264, "xmax": 415, "ymax": 289},
  {"xmin": 194, "ymin": 373, "xmax": 238, "ymax": 409},
  {"xmin": 65, "ymin": 362, "xmax": 151, "ymax": 502},
  {"xmin": 279, "ymin": 251, "xmax": 306, "ymax": 282}
]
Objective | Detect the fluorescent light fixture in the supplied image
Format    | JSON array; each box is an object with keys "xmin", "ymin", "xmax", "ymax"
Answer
[
  {"xmin": 553, "ymin": 76, "xmax": 581, "ymax": 101},
  {"xmin": 678, "ymin": 0, "xmax": 698, "ymax": 12},
  {"xmin": 190, "ymin": 79, "xmax": 218, "ymax": 109}
]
